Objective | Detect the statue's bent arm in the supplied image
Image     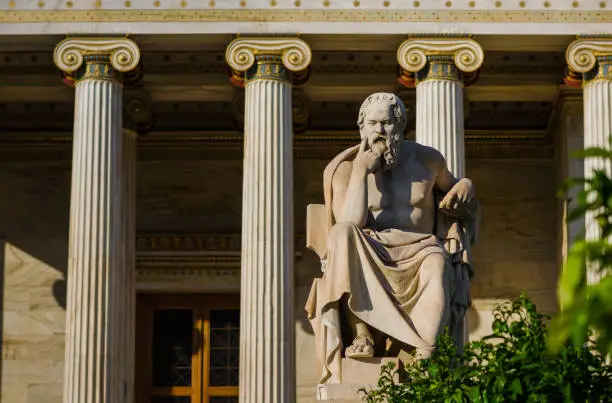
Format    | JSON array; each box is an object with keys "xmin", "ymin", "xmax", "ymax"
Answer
[
  {"xmin": 433, "ymin": 150, "xmax": 460, "ymax": 194},
  {"xmin": 332, "ymin": 161, "xmax": 369, "ymax": 228},
  {"xmin": 433, "ymin": 150, "xmax": 477, "ymax": 220}
]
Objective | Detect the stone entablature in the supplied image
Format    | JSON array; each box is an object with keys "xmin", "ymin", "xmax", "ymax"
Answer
[
  {"xmin": 2, "ymin": 0, "xmax": 611, "ymax": 12},
  {"xmin": 2, "ymin": 1, "xmax": 612, "ymax": 34}
]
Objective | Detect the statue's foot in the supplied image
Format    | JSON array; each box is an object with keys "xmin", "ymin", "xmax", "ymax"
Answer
[{"xmin": 345, "ymin": 335, "xmax": 375, "ymax": 359}]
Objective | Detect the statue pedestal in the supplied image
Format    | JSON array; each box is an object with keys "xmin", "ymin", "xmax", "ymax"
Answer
[{"xmin": 316, "ymin": 357, "xmax": 401, "ymax": 402}]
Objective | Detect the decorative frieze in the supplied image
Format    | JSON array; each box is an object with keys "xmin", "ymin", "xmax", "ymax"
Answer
[{"xmin": 4, "ymin": 7, "xmax": 612, "ymax": 26}]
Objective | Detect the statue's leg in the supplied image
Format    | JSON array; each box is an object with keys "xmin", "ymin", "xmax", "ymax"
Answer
[
  {"xmin": 325, "ymin": 222, "xmax": 376, "ymax": 358},
  {"xmin": 346, "ymin": 306, "xmax": 372, "ymax": 339},
  {"xmin": 411, "ymin": 253, "xmax": 453, "ymax": 358},
  {"xmin": 344, "ymin": 308, "xmax": 375, "ymax": 358}
]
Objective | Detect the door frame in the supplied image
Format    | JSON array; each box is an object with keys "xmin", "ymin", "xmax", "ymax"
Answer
[{"xmin": 136, "ymin": 293, "xmax": 240, "ymax": 403}]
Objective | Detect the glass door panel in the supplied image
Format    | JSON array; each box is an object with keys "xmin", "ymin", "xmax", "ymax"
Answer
[{"xmin": 137, "ymin": 294, "xmax": 239, "ymax": 403}]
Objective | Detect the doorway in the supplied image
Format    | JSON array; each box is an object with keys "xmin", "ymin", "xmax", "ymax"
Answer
[{"xmin": 136, "ymin": 293, "xmax": 240, "ymax": 403}]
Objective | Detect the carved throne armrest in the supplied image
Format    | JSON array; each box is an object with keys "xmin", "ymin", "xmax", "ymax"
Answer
[{"xmin": 306, "ymin": 204, "xmax": 328, "ymax": 264}]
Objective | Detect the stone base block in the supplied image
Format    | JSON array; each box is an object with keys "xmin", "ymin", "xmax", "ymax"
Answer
[{"xmin": 316, "ymin": 357, "xmax": 400, "ymax": 402}]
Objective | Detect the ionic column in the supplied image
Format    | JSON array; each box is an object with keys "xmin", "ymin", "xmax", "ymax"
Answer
[
  {"xmin": 566, "ymin": 38, "xmax": 612, "ymax": 284},
  {"xmin": 397, "ymin": 37, "xmax": 484, "ymax": 177},
  {"xmin": 54, "ymin": 37, "xmax": 140, "ymax": 403},
  {"xmin": 226, "ymin": 37, "xmax": 312, "ymax": 403},
  {"xmin": 554, "ymin": 90, "xmax": 584, "ymax": 265},
  {"xmin": 120, "ymin": 90, "xmax": 151, "ymax": 403}
]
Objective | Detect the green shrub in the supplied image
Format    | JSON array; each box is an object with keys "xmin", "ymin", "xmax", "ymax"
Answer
[
  {"xmin": 549, "ymin": 138, "xmax": 612, "ymax": 357},
  {"xmin": 360, "ymin": 294, "xmax": 612, "ymax": 403}
]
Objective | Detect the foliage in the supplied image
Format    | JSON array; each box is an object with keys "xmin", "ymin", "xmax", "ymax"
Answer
[
  {"xmin": 360, "ymin": 294, "xmax": 612, "ymax": 403},
  {"xmin": 548, "ymin": 137, "xmax": 612, "ymax": 357}
]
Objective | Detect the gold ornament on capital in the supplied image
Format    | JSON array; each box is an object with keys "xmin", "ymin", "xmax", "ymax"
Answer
[
  {"xmin": 566, "ymin": 38, "xmax": 612, "ymax": 74},
  {"xmin": 397, "ymin": 37, "xmax": 484, "ymax": 74},
  {"xmin": 53, "ymin": 37, "xmax": 140, "ymax": 74},
  {"xmin": 225, "ymin": 37, "xmax": 312, "ymax": 74}
]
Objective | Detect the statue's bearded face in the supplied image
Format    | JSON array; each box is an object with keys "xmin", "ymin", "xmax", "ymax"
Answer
[{"xmin": 360, "ymin": 101, "xmax": 401, "ymax": 170}]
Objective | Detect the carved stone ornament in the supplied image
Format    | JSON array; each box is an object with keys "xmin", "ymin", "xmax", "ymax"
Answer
[
  {"xmin": 124, "ymin": 90, "xmax": 154, "ymax": 133},
  {"xmin": 53, "ymin": 37, "xmax": 140, "ymax": 74},
  {"xmin": 397, "ymin": 37, "xmax": 484, "ymax": 74},
  {"xmin": 225, "ymin": 37, "xmax": 312, "ymax": 73},
  {"xmin": 566, "ymin": 38, "xmax": 612, "ymax": 74}
]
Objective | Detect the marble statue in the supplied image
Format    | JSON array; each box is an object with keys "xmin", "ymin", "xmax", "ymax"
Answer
[{"xmin": 305, "ymin": 92, "xmax": 479, "ymax": 384}]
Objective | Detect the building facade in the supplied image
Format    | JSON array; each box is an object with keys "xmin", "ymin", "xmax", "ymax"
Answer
[{"xmin": 0, "ymin": 1, "xmax": 610, "ymax": 402}]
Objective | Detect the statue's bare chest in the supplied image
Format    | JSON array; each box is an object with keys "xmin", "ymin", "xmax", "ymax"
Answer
[{"xmin": 366, "ymin": 160, "xmax": 435, "ymax": 212}]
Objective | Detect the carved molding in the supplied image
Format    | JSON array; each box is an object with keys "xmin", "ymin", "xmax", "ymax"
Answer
[
  {"xmin": 0, "ymin": 129, "xmax": 548, "ymax": 148},
  {"xmin": 124, "ymin": 90, "xmax": 155, "ymax": 133},
  {"xmin": 136, "ymin": 233, "xmax": 306, "ymax": 254},
  {"xmin": 397, "ymin": 37, "xmax": 484, "ymax": 74},
  {"xmin": 53, "ymin": 37, "xmax": 140, "ymax": 74},
  {"xmin": 133, "ymin": 233, "xmax": 307, "ymax": 290},
  {"xmin": 3, "ymin": 10, "xmax": 612, "ymax": 24},
  {"xmin": 136, "ymin": 264, "xmax": 241, "ymax": 291}
]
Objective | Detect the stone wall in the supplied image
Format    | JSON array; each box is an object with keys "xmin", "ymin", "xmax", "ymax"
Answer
[
  {"xmin": 1, "ymin": 145, "xmax": 558, "ymax": 403},
  {"xmin": 0, "ymin": 160, "xmax": 70, "ymax": 403}
]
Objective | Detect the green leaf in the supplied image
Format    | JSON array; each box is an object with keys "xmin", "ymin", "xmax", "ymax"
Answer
[
  {"xmin": 558, "ymin": 241, "xmax": 587, "ymax": 309},
  {"xmin": 509, "ymin": 378, "xmax": 523, "ymax": 397},
  {"xmin": 571, "ymin": 147, "xmax": 612, "ymax": 160}
]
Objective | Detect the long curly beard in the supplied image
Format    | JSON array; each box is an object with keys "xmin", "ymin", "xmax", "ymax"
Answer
[{"xmin": 370, "ymin": 132, "xmax": 401, "ymax": 171}]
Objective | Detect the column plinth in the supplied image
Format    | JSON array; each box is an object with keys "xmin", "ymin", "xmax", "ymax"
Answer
[
  {"xmin": 397, "ymin": 37, "xmax": 484, "ymax": 177},
  {"xmin": 566, "ymin": 38, "xmax": 612, "ymax": 283},
  {"xmin": 226, "ymin": 37, "xmax": 312, "ymax": 403},
  {"xmin": 54, "ymin": 37, "xmax": 140, "ymax": 403}
]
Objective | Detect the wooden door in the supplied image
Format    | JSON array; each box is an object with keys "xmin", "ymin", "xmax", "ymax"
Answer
[{"xmin": 136, "ymin": 294, "xmax": 240, "ymax": 403}]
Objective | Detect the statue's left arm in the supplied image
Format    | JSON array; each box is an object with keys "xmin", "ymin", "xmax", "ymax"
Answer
[{"xmin": 433, "ymin": 152, "xmax": 477, "ymax": 220}]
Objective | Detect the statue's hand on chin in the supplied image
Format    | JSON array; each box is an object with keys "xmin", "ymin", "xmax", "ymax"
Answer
[
  {"xmin": 439, "ymin": 178, "xmax": 475, "ymax": 217},
  {"xmin": 354, "ymin": 138, "xmax": 382, "ymax": 174}
]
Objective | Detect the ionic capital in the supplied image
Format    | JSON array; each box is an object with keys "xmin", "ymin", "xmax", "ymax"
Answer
[
  {"xmin": 397, "ymin": 37, "xmax": 484, "ymax": 75},
  {"xmin": 566, "ymin": 38, "xmax": 612, "ymax": 84},
  {"xmin": 226, "ymin": 37, "xmax": 312, "ymax": 84},
  {"xmin": 54, "ymin": 37, "xmax": 140, "ymax": 82}
]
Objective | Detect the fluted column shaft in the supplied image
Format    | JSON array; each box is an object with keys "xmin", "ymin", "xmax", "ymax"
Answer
[
  {"xmin": 122, "ymin": 128, "xmax": 137, "ymax": 403},
  {"xmin": 54, "ymin": 38, "xmax": 140, "ymax": 403},
  {"xmin": 566, "ymin": 39, "xmax": 612, "ymax": 284},
  {"xmin": 555, "ymin": 93, "xmax": 584, "ymax": 265},
  {"xmin": 583, "ymin": 78, "xmax": 612, "ymax": 280},
  {"xmin": 398, "ymin": 37, "xmax": 484, "ymax": 177},
  {"xmin": 226, "ymin": 37, "xmax": 311, "ymax": 403},
  {"xmin": 415, "ymin": 64, "xmax": 465, "ymax": 176}
]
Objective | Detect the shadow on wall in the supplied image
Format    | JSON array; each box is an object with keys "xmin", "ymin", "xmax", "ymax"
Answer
[
  {"xmin": 2, "ymin": 225, "xmax": 69, "ymax": 312},
  {"xmin": 295, "ymin": 248, "xmax": 320, "ymax": 336},
  {"xmin": 0, "ymin": 161, "xmax": 71, "ymax": 311},
  {"xmin": 466, "ymin": 305, "xmax": 481, "ymax": 336}
]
